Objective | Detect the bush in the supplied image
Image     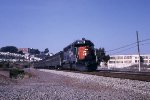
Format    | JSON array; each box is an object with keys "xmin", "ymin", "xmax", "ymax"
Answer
[
  {"xmin": 24, "ymin": 65, "xmax": 29, "ymax": 68},
  {"xmin": 0, "ymin": 61, "xmax": 9, "ymax": 68},
  {"xmin": 0, "ymin": 63, "xmax": 3, "ymax": 68},
  {"xmin": 10, "ymin": 68, "xmax": 25, "ymax": 79}
]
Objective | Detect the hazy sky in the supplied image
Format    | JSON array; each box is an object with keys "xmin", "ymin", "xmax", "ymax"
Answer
[{"xmin": 0, "ymin": 0, "xmax": 150, "ymax": 55}]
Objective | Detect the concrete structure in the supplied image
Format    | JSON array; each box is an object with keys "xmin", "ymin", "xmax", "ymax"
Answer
[{"xmin": 108, "ymin": 54, "xmax": 150, "ymax": 68}]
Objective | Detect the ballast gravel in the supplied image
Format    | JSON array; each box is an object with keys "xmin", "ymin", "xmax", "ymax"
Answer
[{"xmin": 0, "ymin": 68, "xmax": 150, "ymax": 100}]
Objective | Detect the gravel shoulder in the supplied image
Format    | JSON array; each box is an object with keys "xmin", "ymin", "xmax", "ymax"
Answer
[{"xmin": 0, "ymin": 68, "xmax": 150, "ymax": 100}]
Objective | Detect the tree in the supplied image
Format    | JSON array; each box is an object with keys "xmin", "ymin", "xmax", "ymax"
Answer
[
  {"xmin": 95, "ymin": 48, "xmax": 105, "ymax": 63},
  {"xmin": 35, "ymin": 49, "xmax": 40, "ymax": 54},
  {"xmin": 44, "ymin": 48, "xmax": 49, "ymax": 54},
  {"xmin": 103, "ymin": 55, "xmax": 110, "ymax": 66},
  {"xmin": 0, "ymin": 46, "xmax": 18, "ymax": 53},
  {"xmin": 18, "ymin": 51, "xmax": 24, "ymax": 55},
  {"xmin": 140, "ymin": 56, "xmax": 144, "ymax": 63},
  {"xmin": 95, "ymin": 48, "xmax": 110, "ymax": 66},
  {"xmin": 29, "ymin": 49, "xmax": 40, "ymax": 55}
]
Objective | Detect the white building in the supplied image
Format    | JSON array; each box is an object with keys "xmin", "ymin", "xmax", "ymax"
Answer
[
  {"xmin": 0, "ymin": 52, "xmax": 42, "ymax": 62},
  {"xmin": 108, "ymin": 54, "xmax": 150, "ymax": 68}
]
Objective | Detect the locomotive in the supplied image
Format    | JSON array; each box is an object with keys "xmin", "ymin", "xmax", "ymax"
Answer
[{"xmin": 35, "ymin": 38, "xmax": 98, "ymax": 71}]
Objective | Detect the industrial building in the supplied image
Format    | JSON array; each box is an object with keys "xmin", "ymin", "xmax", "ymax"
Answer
[{"xmin": 108, "ymin": 54, "xmax": 150, "ymax": 68}]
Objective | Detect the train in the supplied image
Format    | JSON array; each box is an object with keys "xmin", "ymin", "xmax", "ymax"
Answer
[{"xmin": 35, "ymin": 38, "xmax": 98, "ymax": 71}]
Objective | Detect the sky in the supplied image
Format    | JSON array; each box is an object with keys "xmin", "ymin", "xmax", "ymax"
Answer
[{"xmin": 0, "ymin": 0, "xmax": 150, "ymax": 55}]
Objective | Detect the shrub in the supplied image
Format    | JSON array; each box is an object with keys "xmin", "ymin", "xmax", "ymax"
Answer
[{"xmin": 10, "ymin": 68, "xmax": 25, "ymax": 79}]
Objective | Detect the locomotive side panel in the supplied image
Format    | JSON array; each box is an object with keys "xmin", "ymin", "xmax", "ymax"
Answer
[
  {"xmin": 34, "ymin": 51, "xmax": 63, "ymax": 69},
  {"xmin": 47, "ymin": 51, "xmax": 63, "ymax": 69}
]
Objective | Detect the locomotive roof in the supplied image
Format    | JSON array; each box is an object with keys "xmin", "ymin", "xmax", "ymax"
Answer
[
  {"xmin": 73, "ymin": 39, "xmax": 94, "ymax": 46},
  {"xmin": 63, "ymin": 38, "xmax": 94, "ymax": 51}
]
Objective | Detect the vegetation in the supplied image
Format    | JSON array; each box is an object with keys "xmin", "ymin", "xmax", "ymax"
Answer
[
  {"xmin": 29, "ymin": 48, "xmax": 40, "ymax": 55},
  {"xmin": 44, "ymin": 48, "xmax": 49, "ymax": 54},
  {"xmin": 0, "ymin": 61, "xmax": 10, "ymax": 69},
  {"xmin": 9, "ymin": 68, "xmax": 25, "ymax": 79},
  {"xmin": 18, "ymin": 51, "xmax": 24, "ymax": 55},
  {"xmin": 0, "ymin": 46, "xmax": 18, "ymax": 53},
  {"xmin": 95, "ymin": 48, "xmax": 110, "ymax": 66}
]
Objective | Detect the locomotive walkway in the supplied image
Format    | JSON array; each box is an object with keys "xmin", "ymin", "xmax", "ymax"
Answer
[{"xmin": 0, "ymin": 68, "xmax": 150, "ymax": 100}]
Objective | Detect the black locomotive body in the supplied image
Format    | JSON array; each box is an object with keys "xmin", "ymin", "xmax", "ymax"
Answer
[{"xmin": 36, "ymin": 38, "xmax": 97, "ymax": 71}]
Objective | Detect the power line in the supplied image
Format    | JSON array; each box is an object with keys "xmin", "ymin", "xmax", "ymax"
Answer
[
  {"xmin": 106, "ymin": 38, "xmax": 150, "ymax": 53},
  {"xmin": 140, "ymin": 38, "xmax": 150, "ymax": 43},
  {"xmin": 140, "ymin": 42, "xmax": 150, "ymax": 46},
  {"xmin": 106, "ymin": 42, "xmax": 137, "ymax": 52},
  {"xmin": 109, "ymin": 42, "xmax": 150, "ymax": 55},
  {"xmin": 112, "ymin": 45, "xmax": 137, "ymax": 55}
]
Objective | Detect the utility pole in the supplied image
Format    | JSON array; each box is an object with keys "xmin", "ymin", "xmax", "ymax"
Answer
[{"xmin": 136, "ymin": 31, "xmax": 141, "ymax": 71}]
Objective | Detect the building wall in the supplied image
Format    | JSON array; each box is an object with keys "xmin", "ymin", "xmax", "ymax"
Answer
[
  {"xmin": 108, "ymin": 54, "xmax": 150, "ymax": 68},
  {"xmin": 18, "ymin": 48, "xmax": 29, "ymax": 54}
]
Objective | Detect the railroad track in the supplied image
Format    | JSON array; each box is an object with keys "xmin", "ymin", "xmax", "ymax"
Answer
[
  {"xmin": 80, "ymin": 70, "xmax": 150, "ymax": 82},
  {"xmin": 55, "ymin": 69, "xmax": 150, "ymax": 82},
  {"xmin": 36, "ymin": 67, "xmax": 150, "ymax": 82}
]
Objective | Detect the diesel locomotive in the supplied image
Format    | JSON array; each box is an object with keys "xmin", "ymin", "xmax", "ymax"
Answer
[{"xmin": 35, "ymin": 38, "xmax": 98, "ymax": 71}]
